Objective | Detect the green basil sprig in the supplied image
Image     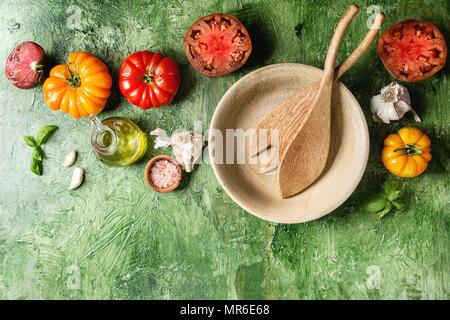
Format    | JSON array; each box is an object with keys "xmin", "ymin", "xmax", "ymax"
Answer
[
  {"xmin": 364, "ymin": 179, "xmax": 406, "ymax": 218},
  {"xmin": 23, "ymin": 125, "xmax": 58, "ymax": 175}
]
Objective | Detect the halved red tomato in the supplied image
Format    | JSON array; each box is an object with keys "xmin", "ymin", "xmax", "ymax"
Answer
[
  {"xmin": 378, "ymin": 19, "xmax": 447, "ymax": 82},
  {"xmin": 183, "ymin": 13, "xmax": 252, "ymax": 78},
  {"xmin": 119, "ymin": 51, "xmax": 181, "ymax": 109}
]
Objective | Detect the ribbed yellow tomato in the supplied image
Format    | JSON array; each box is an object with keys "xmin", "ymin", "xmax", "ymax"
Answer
[
  {"xmin": 42, "ymin": 51, "xmax": 112, "ymax": 118},
  {"xmin": 382, "ymin": 127, "xmax": 431, "ymax": 178}
]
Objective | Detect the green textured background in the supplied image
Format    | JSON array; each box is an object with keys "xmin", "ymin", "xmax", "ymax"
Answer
[{"xmin": 0, "ymin": 0, "xmax": 448, "ymax": 300}]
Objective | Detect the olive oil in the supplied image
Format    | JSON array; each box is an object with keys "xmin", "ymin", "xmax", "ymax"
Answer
[{"xmin": 90, "ymin": 116, "xmax": 147, "ymax": 167}]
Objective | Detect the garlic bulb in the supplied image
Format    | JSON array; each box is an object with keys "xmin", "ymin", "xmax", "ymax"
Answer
[
  {"xmin": 150, "ymin": 128, "xmax": 204, "ymax": 173},
  {"xmin": 370, "ymin": 82, "xmax": 421, "ymax": 124}
]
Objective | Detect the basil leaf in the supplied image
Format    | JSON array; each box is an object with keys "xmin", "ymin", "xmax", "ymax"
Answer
[
  {"xmin": 392, "ymin": 200, "xmax": 406, "ymax": 212},
  {"xmin": 384, "ymin": 179, "xmax": 399, "ymax": 195},
  {"xmin": 388, "ymin": 190, "xmax": 401, "ymax": 201},
  {"xmin": 32, "ymin": 146, "xmax": 44, "ymax": 161},
  {"xmin": 24, "ymin": 135, "xmax": 37, "ymax": 147},
  {"xmin": 377, "ymin": 201, "xmax": 392, "ymax": 219},
  {"xmin": 364, "ymin": 197, "xmax": 386, "ymax": 213},
  {"xmin": 36, "ymin": 125, "xmax": 58, "ymax": 145},
  {"xmin": 30, "ymin": 157, "xmax": 42, "ymax": 176}
]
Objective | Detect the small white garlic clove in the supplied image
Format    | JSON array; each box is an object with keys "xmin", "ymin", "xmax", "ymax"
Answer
[
  {"xmin": 150, "ymin": 128, "xmax": 172, "ymax": 149},
  {"xmin": 63, "ymin": 149, "xmax": 77, "ymax": 167},
  {"xmin": 410, "ymin": 108, "xmax": 422, "ymax": 122},
  {"xmin": 395, "ymin": 82, "xmax": 411, "ymax": 105},
  {"xmin": 394, "ymin": 99, "xmax": 421, "ymax": 122},
  {"xmin": 394, "ymin": 100, "xmax": 413, "ymax": 119},
  {"xmin": 370, "ymin": 96, "xmax": 398, "ymax": 124},
  {"xmin": 69, "ymin": 167, "xmax": 84, "ymax": 190}
]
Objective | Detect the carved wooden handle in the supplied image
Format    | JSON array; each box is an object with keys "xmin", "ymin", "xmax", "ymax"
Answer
[
  {"xmin": 334, "ymin": 13, "xmax": 385, "ymax": 80},
  {"xmin": 322, "ymin": 4, "xmax": 360, "ymax": 81}
]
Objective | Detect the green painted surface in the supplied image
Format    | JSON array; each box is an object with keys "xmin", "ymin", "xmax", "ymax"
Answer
[{"xmin": 0, "ymin": 0, "xmax": 448, "ymax": 300}]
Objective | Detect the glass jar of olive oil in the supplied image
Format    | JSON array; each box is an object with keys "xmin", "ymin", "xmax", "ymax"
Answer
[{"xmin": 90, "ymin": 115, "xmax": 147, "ymax": 167}]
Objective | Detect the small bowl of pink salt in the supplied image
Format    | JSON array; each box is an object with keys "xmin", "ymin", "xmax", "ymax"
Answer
[{"xmin": 145, "ymin": 155, "xmax": 182, "ymax": 193}]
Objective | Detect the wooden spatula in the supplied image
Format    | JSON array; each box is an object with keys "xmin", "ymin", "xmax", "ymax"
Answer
[
  {"xmin": 275, "ymin": 4, "xmax": 371, "ymax": 198},
  {"xmin": 249, "ymin": 5, "xmax": 357, "ymax": 159},
  {"xmin": 278, "ymin": 13, "xmax": 385, "ymax": 198},
  {"xmin": 254, "ymin": 11, "xmax": 385, "ymax": 174}
]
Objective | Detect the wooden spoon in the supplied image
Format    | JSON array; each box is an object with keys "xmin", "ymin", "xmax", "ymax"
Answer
[
  {"xmin": 256, "ymin": 12, "xmax": 385, "ymax": 174},
  {"xmin": 276, "ymin": 4, "xmax": 358, "ymax": 198},
  {"xmin": 278, "ymin": 14, "xmax": 386, "ymax": 198}
]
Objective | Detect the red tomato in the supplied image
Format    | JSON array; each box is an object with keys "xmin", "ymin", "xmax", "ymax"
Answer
[
  {"xmin": 378, "ymin": 19, "xmax": 447, "ymax": 82},
  {"xmin": 119, "ymin": 51, "xmax": 181, "ymax": 109},
  {"xmin": 5, "ymin": 41, "xmax": 45, "ymax": 89},
  {"xmin": 183, "ymin": 13, "xmax": 252, "ymax": 78}
]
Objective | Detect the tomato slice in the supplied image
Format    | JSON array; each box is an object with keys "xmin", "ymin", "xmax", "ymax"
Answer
[
  {"xmin": 183, "ymin": 13, "xmax": 252, "ymax": 78},
  {"xmin": 378, "ymin": 19, "xmax": 447, "ymax": 82}
]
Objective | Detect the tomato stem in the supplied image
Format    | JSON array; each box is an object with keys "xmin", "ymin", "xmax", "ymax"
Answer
[
  {"xmin": 133, "ymin": 64, "xmax": 158, "ymax": 84},
  {"xmin": 64, "ymin": 64, "xmax": 81, "ymax": 88},
  {"xmin": 393, "ymin": 144, "xmax": 422, "ymax": 157},
  {"xmin": 134, "ymin": 73, "xmax": 154, "ymax": 84},
  {"xmin": 32, "ymin": 62, "xmax": 44, "ymax": 82}
]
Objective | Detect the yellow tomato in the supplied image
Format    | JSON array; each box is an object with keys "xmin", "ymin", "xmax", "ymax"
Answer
[
  {"xmin": 382, "ymin": 127, "xmax": 431, "ymax": 178},
  {"xmin": 42, "ymin": 51, "xmax": 112, "ymax": 118}
]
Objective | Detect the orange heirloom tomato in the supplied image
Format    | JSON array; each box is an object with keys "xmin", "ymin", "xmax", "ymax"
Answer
[
  {"xmin": 42, "ymin": 51, "xmax": 112, "ymax": 118},
  {"xmin": 382, "ymin": 127, "xmax": 431, "ymax": 178}
]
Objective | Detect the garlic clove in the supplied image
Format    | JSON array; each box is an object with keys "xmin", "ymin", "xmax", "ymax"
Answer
[
  {"xmin": 395, "ymin": 82, "xmax": 411, "ymax": 105},
  {"xmin": 63, "ymin": 149, "xmax": 77, "ymax": 167},
  {"xmin": 410, "ymin": 109, "xmax": 421, "ymax": 122},
  {"xmin": 394, "ymin": 100, "xmax": 413, "ymax": 119},
  {"xmin": 370, "ymin": 96, "xmax": 398, "ymax": 124},
  {"xmin": 69, "ymin": 167, "xmax": 84, "ymax": 190},
  {"xmin": 150, "ymin": 128, "xmax": 172, "ymax": 148}
]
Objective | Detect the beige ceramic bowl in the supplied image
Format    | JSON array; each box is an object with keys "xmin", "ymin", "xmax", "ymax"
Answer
[{"xmin": 209, "ymin": 63, "xmax": 369, "ymax": 224}]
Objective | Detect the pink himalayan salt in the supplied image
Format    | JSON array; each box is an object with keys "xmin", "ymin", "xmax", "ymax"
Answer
[{"xmin": 150, "ymin": 159, "xmax": 181, "ymax": 188}]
